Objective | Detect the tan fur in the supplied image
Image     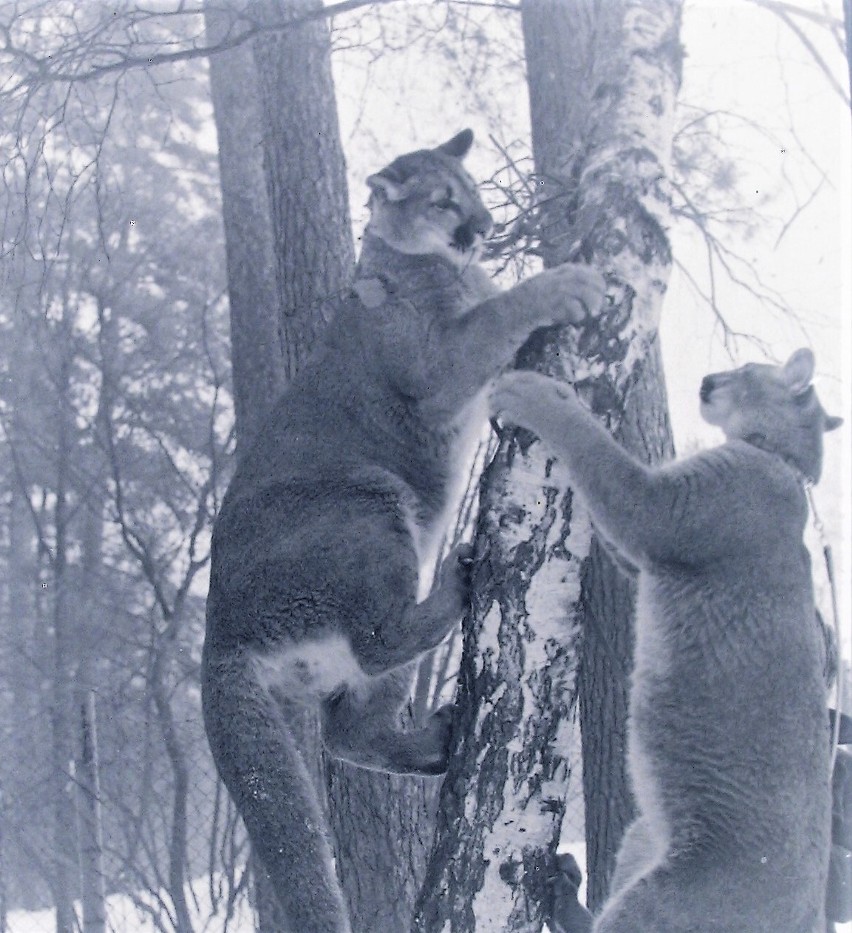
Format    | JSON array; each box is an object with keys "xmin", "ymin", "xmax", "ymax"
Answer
[
  {"xmin": 491, "ymin": 349, "xmax": 841, "ymax": 932},
  {"xmin": 202, "ymin": 130, "xmax": 605, "ymax": 933}
]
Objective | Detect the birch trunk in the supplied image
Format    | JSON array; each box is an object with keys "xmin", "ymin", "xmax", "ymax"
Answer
[{"xmin": 415, "ymin": 3, "xmax": 682, "ymax": 930}]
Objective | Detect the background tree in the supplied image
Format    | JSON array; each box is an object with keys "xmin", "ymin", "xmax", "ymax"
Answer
[{"xmin": 0, "ymin": 27, "xmax": 241, "ymax": 929}]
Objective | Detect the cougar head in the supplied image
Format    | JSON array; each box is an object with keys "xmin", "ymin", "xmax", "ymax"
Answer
[
  {"xmin": 700, "ymin": 348, "xmax": 842, "ymax": 481},
  {"xmin": 365, "ymin": 129, "xmax": 494, "ymax": 268}
]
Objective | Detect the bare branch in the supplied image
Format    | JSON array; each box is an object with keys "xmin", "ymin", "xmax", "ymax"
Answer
[
  {"xmin": 1, "ymin": 0, "xmax": 403, "ymax": 93},
  {"xmin": 747, "ymin": 0, "xmax": 850, "ymax": 105}
]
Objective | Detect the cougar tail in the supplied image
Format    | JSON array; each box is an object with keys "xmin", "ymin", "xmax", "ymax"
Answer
[{"xmin": 201, "ymin": 647, "xmax": 351, "ymax": 933}]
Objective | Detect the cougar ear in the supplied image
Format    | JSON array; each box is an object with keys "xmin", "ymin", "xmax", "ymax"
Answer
[
  {"xmin": 782, "ymin": 348, "xmax": 815, "ymax": 395},
  {"xmin": 436, "ymin": 129, "xmax": 474, "ymax": 160},
  {"xmin": 366, "ymin": 169, "xmax": 414, "ymax": 203},
  {"xmin": 825, "ymin": 415, "xmax": 844, "ymax": 432}
]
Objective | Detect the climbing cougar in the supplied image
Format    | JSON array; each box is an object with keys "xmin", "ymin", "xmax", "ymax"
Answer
[{"xmin": 202, "ymin": 129, "xmax": 605, "ymax": 933}]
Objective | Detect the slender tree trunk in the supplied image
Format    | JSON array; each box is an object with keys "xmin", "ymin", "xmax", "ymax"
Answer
[
  {"xmin": 51, "ymin": 342, "xmax": 77, "ymax": 933},
  {"xmin": 151, "ymin": 632, "xmax": 194, "ymax": 933},
  {"xmin": 75, "ymin": 424, "xmax": 108, "ymax": 933},
  {"xmin": 76, "ymin": 691, "xmax": 106, "ymax": 933},
  {"xmin": 415, "ymin": 3, "xmax": 682, "ymax": 930}
]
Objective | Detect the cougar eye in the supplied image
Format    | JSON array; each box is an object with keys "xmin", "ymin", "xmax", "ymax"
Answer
[{"xmin": 431, "ymin": 188, "xmax": 461, "ymax": 215}]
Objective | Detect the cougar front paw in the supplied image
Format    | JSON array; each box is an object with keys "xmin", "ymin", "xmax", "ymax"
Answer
[
  {"xmin": 490, "ymin": 370, "xmax": 576, "ymax": 433},
  {"xmin": 524, "ymin": 263, "xmax": 606, "ymax": 326},
  {"xmin": 415, "ymin": 703, "xmax": 455, "ymax": 775},
  {"xmin": 436, "ymin": 542, "xmax": 474, "ymax": 618}
]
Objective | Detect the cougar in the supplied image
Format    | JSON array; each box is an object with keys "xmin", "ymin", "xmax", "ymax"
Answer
[
  {"xmin": 491, "ymin": 348, "xmax": 841, "ymax": 932},
  {"xmin": 202, "ymin": 129, "xmax": 605, "ymax": 932}
]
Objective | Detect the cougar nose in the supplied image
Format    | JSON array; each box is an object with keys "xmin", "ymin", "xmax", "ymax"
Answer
[
  {"xmin": 453, "ymin": 211, "xmax": 493, "ymax": 250},
  {"xmin": 699, "ymin": 376, "xmax": 716, "ymax": 403}
]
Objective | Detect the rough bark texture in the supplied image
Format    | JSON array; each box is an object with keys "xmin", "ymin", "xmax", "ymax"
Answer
[
  {"xmin": 415, "ymin": 3, "xmax": 682, "ymax": 930},
  {"xmin": 415, "ymin": 447, "xmax": 594, "ymax": 933},
  {"xmin": 327, "ymin": 765, "xmax": 440, "ymax": 932},
  {"xmin": 205, "ymin": 2, "xmax": 283, "ymax": 455},
  {"xmin": 251, "ymin": 0, "xmax": 355, "ymax": 379}
]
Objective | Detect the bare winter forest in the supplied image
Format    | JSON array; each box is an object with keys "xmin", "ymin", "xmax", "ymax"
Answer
[{"xmin": 0, "ymin": 1, "xmax": 850, "ymax": 932}]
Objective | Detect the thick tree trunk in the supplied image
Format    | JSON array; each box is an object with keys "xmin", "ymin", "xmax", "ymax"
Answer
[
  {"xmin": 415, "ymin": 3, "xmax": 682, "ymax": 930},
  {"xmin": 250, "ymin": 0, "xmax": 355, "ymax": 373},
  {"xmin": 205, "ymin": 3, "xmax": 283, "ymax": 455},
  {"xmin": 326, "ymin": 767, "xmax": 439, "ymax": 932}
]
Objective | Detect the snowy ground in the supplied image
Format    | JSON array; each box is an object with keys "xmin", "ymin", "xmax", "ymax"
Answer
[
  {"xmin": 6, "ymin": 874, "xmax": 255, "ymax": 933},
  {"xmin": 7, "ymin": 852, "xmax": 849, "ymax": 932}
]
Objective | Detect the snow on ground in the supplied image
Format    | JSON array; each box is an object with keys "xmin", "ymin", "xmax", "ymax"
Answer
[
  {"xmin": 6, "ymin": 873, "xmax": 255, "ymax": 933},
  {"xmin": 7, "ymin": 853, "xmax": 849, "ymax": 932}
]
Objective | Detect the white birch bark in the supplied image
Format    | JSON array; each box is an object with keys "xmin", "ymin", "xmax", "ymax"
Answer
[{"xmin": 415, "ymin": 2, "xmax": 682, "ymax": 930}]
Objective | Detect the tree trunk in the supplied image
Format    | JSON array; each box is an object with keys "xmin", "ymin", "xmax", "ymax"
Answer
[
  {"xmin": 205, "ymin": 2, "xmax": 283, "ymax": 456},
  {"xmin": 51, "ymin": 341, "xmax": 78, "ymax": 933},
  {"xmin": 415, "ymin": 2, "xmax": 682, "ymax": 930},
  {"xmin": 76, "ymin": 691, "xmax": 106, "ymax": 933},
  {"xmin": 250, "ymin": 0, "xmax": 355, "ymax": 373},
  {"xmin": 151, "ymin": 634, "xmax": 194, "ymax": 933},
  {"xmin": 326, "ymin": 767, "xmax": 439, "ymax": 933},
  {"xmin": 75, "ymin": 419, "xmax": 108, "ymax": 933}
]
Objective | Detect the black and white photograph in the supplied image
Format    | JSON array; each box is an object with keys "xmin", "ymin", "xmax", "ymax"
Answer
[{"xmin": 0, "ymin": 1, "xmax": 849, "ymax": 931}]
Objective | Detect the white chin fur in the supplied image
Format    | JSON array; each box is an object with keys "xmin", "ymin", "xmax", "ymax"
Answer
[{"xmin": 699, "ymin": 400, "xmax": 719, "ymax": 427}]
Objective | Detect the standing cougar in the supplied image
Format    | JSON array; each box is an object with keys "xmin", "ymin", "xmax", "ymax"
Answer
[
  {"xmin": 491, "ymin": 348, "xmax": 841, "ymax": 932},
  {"xmin": 202, "ymin": 129, "xmax": 605, "ymax": 933}
]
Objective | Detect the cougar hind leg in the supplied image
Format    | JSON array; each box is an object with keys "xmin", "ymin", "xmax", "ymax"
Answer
[
  {"xmin": 202, "ymin": 650, "xmax": 351, "ymax": 933},
  {"xmin": 321, "ymin": 664, "xmax": 453, "ymax": 775}
]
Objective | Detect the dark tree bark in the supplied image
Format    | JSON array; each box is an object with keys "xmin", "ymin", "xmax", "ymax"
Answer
[
  {"xmin": 415, "ymin": 2, "xmax": 682, "ymax": 930},
  {"xmin": 250, "ymin": 0, "xmax": 355, "ymax": 373},
  {"xmin": 205, "ymin": 2, "xmax": 283, "ymax": 456},
  {"xmin": 76, "ymin": 691, "xmax": 107, "ymax": 933},
  {"xmin": 326, "ymin": 767, "xmax": 439, "ymax": 932}
]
